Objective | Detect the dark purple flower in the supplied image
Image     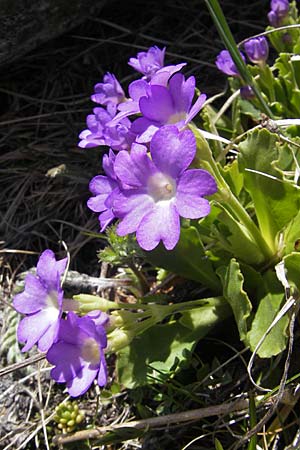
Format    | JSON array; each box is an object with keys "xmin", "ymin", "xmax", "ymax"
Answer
[
  {"xmin": 91, "ymin": 72, "xmax": 125, "ymax": 106},
  {"xmin": 128, "ymin": 46, "xmax": 166, "ymax": 79},
  {"xmin": 130, "ymin": 73, "xmax": 206, "ymax": 143},
  {"xmin": 78, "ymin": 104, "xmax": 133, "ymax": 151},
  {"xmin": 47, "ymin": 312, "xmax": 107, "ymax": 397},
  {"xmin": 215, "ymin": 50, "xmax": 245, "ymax": 76},
  {"xmin": 244, "ymin": 37, "xmax": 269, "ymax": 65},
  {"xmin": 268, "ymin": 0, "xmax": 289, "ymax": 27},
  {"xmin": 13, "ymin": 250, "xmax": 67, "ymax": 352},
  {"xmin": 113, "ymin": 125, "xmax": 217, "ymax": 251},
  {"xmin": 240, "ymin": 85, "xmax": 255, "ymax": 100},
  {"xmin": 87, "ymin": 149, "xmax": 120, "ymax": 231}
]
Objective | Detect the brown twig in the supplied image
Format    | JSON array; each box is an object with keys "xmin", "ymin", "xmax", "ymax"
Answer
[
  {"xmin": 53, "ymin": 398, "xmax": 262, "ymax": 445},
  {"xmin": 0, "ymin": 353, "xmax": 46, "ymax": 377}
]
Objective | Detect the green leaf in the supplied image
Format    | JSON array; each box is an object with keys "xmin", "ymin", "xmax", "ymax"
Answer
[
  {"xmin": 217, "ymin": 259, "xmax": 252, "ymax": 342},
  {"xmin": 282, "ymin": 210, "xmax": 300, "ymax": 256},
  {"xmin": 215, "ymin": 438, "xmax": 225, "ymax": 450},
  {"xmin": 144, "ymin": 226, "xmax": 221, "ymax": 293},
  {"xmin": 282, "ymin": 252, "xmax": 300, "ymax": 291},
  {"xmin": 212, "ymin": 203, "xmax": 266, "ymax": 264},
  {"xmin": 238, "ymin": 128, "xmax": 300, "ymax": 252},
  {"xmin": 117, "ymin": 297, "xmax": 231, "ymax": 388},
  {"xmin": 247, "ymin": 271, "xmax": 288, "ymax": 358}
]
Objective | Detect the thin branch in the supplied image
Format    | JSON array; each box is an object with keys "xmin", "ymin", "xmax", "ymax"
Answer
[{"xmin": 53, "ymin": 398, "xmax": 270, "ymax": 445}]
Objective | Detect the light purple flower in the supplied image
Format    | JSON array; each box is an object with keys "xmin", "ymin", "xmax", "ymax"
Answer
[
  {"xmin": 87, "ymin": 149, "xmax": 120, "ymax": 231},
  {"xmin": 268, "ymin": 0, "xmax": 289, "ymax": 27},
  {"xmin": 47, "ymin": 312, "xmax": 107, "ymax": 397},
  {"xmin": 78, "ymin": 104, "xmax": 134, "ymax": 151},
  {"xmin": 128, "ymin": 46, "xmax": 166, "ymax": 79},
  {"xmin": 244, "ymin": 37, "xmax": 269, "ymax": 65},
  {"xmin": 108, "ymin": 64, "xmax": 187, "ymax": 127},
  {"xmin": 113, "ymin": 125, "xmax": 217, "ymax": 251},
  {"xmin": 91, "ymin": 72, "xmax": 125, "ymax": 106},
  {"xmin": 130, "ymin": 73, "xmax": 207, "ymax": 143},
  {"xmin": 13, "ymin": 250, "xmax": 67, "ymax": 352},
  {"xmin": 215, "ymin": 50, "xmax": 245, "ymax": 76}
]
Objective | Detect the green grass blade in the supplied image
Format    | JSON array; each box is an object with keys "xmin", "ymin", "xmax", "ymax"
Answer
[{"xmin": 204, "ymin": 0, "xmax": 274, "ymax": 117}]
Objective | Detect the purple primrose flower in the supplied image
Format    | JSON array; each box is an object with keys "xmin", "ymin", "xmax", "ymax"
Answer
[
  {"xmin": 215, "ymin": 50, "xmax": 245, "ymax": 76},
  {"xmin": 113, "ymin": 125, "xmax": 217, "ymax": 251},
  {"xmin": 131, "ymin": 73, "xmax": 207, "ymax": 143},
  {"xmin": 47, "ymin": 312, "xmax": 107, "ymax": 397},
  {"xmin": 268, "ymin": 0, "xmax": 289, "ymax": 27},
  {"xmin": 244, "ymin": 37, "xmax": 269, "ymax": 65},
  {"xmin": 87, "ymin": 149, "xmax": 119, "ymax": 231},
  {"xmin": 13, "ymin": 250, "xmax": 67, "ymax": 352},
  {"xmin": 78, "ymin": 104, "xmax": 134, "ymax": 151},
  {"xmin": 91, "ymin": 72, "xmax": 125, "ymax": 106},
  {"xmin": 128, "ymin": 46, "xmax": 166, "ymax": 79}
]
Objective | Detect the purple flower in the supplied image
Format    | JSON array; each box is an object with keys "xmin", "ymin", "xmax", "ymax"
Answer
[
  {"xmin": 108, "ymin": 64, "xmax": 187, "ymax": 127},
  {"xmin": 244, "ymin": 37, "xmax": 269, "ymax": 65},
  {"xmin": 131, "ymin": 73, "xmax": 207, "ymax": 143},
  {"xmin": 113, "ymin": 125, "xmax": 217, "ymax": 251},
  {"xmin": 87, "ymin": 149, "xmax": 120, "ymax": 231},
  {"xmin": 13, "ymin": 250, "xmax": 67, "ymax": 352},
  {"xmin": 268, "ymin": 0, "xmax": 289, "ymax": 27},
  {"xmin": 47, "ymin": 312, "xmax": 107, "ymax": 397},
  {"xmin": 128, "ymin": 46, "xmax": 166, "ymax": 79},
  {"xmin": 91, "ymin": 72, "xmax": 125, "ymax": 106},
  {"xmin": 215, "ymin": 50, "xmax": 245, "ymax": 76},
  {"xmin": 78, "ymin": 104, "xmax": 134, "ymax": 151},
  {"xmin": 240, "ymin": 85, "xmax": 255, "ymax": 100}
]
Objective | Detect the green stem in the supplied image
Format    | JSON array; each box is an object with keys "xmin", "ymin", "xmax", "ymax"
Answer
[{"xmin": 204, "ymin": 0, "xmax": 274, "ymax": 117}]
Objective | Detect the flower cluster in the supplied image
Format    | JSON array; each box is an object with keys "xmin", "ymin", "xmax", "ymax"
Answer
[
  {"xmin": 80, "ymin": 46, "xmax": 217, "ymax": 251},
  {"xmin": 13, "ymin": 250, "xmax": 108, "ymax": 397}
]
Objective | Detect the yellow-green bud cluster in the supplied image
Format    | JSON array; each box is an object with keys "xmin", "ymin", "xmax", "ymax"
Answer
[{"xmin": 53, "ymin": 401, "xmax": 85, "ymax": 434}]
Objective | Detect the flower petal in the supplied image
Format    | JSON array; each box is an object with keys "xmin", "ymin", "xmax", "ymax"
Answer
[
  {"xmin": 13, "ymin": 274, "xmax": 47, "ymax": 314},
  {"xmin": 115, "ymin": 192, "xmax": 154, "ymax": 235},
  {"xmin": 139, "ymin": 85, "xmax": 174, "ymax": 124},
  {"xmin": 114, "ymin": 144, "xmax": 155, "ymax": 188},
  {"xmin": 18, "ymin": 307, "xmax": 60, "ymax": 352},
  {"xmin": 169, "ymin": 73, "xmax": 195, "ymax": 113},
  {"xmin": 36, "ymin": 249, "xmax": 67, "ymax": 283},
  {"xmin": 175, "ymin": 169, "xmax": 217, "ymax": 218},
  {"xmin": 97, "ymin": 354, "xmax": 108, "ymax": 386},
  {"xmin": 136, "ymin": 202, "xmax": 180, "ymax": 250},
  {"xmin": 66, "ymin": 364, "xmax": 99, "ymax": 397},
  {"xmin": 48, "ymin": 342, "xmax": 83, "ymax": 382},
  {"xmin": 150, "ymin": 126, "xmax": 196, "ymax": 177},
  {"xmin": 185, "ymin": 93, "xmax": 206, "ymax": 124}
]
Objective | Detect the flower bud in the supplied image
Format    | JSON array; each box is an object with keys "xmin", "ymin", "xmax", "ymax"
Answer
[
  {"xmin": 107, "ymin": 328, "xmax": 135, "ymax": 352},
  {"xmin": 240, "ymin": 85, "xmax": 255, "ymax": 100},
  {"xmin": 215, "ymin": 50, "xmax": 245, "ymax": 77},
  {"xmin": 244, "ymin": 37, "xmax": 269, "ymax": 65},
  {"xmin": 54, "ymin": 401, "xmax": 85, "ymax": 434},
  {"xmin": 268, "ymin": 0, "xmax": 289, "ymax": 27}
]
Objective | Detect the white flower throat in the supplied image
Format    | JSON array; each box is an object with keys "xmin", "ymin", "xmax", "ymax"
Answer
[
  {"xmin": 81, "ymin": 337, "xmax": 100, "ymax": 365},
  {"xmin": 147, "ymin": 172, "xmax": 176, "ymax": 202}
]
